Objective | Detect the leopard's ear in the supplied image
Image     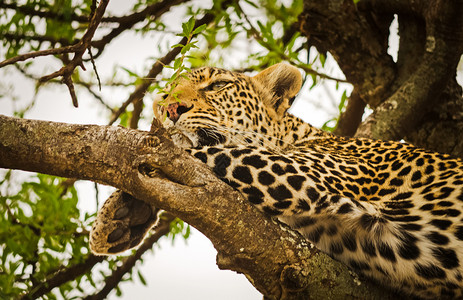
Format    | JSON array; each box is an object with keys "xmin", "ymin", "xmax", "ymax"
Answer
[{"xmin": 252, "ymin": 63, "xmax": 302, "ymax": 115}]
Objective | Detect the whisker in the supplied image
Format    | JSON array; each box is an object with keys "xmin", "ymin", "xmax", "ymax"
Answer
[{"xmin": 205, "ymin": 124, "xmax": 293, "ymax": 154}]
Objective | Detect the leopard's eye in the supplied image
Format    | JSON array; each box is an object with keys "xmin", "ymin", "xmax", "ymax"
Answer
[{"xmin": 204, "ymin": 81, "xmax": 230, "ymax": 91}]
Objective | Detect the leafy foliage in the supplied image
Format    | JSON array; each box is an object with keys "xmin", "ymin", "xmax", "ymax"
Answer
[{"xmin": 0, "ymin": 174, "xmax": 91, "ymax": 298}]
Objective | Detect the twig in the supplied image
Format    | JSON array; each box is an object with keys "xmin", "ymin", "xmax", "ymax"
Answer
[
  {"xmin": 94, "ymin": 182, "xmax": 99, "ymax": 210},
  {"xmin": 78, "ymin": 81, "xmax": 115, "ymax": 112},
  {"xmin": 84, "ymin": 213, "xmax": 176, "ymax": 300},
  {"xmin": 14, "ymin": 63, "xmax": 119, "ymax": 113},
  {"xmin": 0, "ymin": 45, "xmax": 77, "ymax": 68},
  {"xmin": 62, "ymin": 75, "xmax": 79, "ymax": 107},
  {"xmin": 88, "ymin": 47, "xmax": 102, "ymax": 91}
]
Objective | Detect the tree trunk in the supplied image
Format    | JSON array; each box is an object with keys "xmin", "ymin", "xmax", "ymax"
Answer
[{"xmin": 299, "ymin": 0, "xmax": 463, "ymax": 158}]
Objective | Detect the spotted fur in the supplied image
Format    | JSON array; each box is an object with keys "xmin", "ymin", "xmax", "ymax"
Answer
[{"xmin": 91, "ymin": 63, "xmax": 463, "ymax": 299}]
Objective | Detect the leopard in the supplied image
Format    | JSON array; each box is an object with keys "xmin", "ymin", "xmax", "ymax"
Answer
[{"xmin": 90, "ymin": 63, "xmax": 463, "ymax": 299}]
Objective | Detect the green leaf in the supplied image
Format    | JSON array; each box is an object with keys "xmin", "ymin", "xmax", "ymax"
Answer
[
  {"xmin": 182, "ymin": 16, "xmax": 196, "ymax": 36},
  {"xmin": 243, "ymin": 0, "xmax": 258, "ymax": 8},
  {"xmin": 319, "ymin": 53, "xmax": 326, "ymax": 67},
  {"xmin": 192, "ymin": 23, "xmax": 207, "ymax": 35},
  {"xmin": 115, "ymin": 286, "xmax": 122, "ymax": 297},
  {"xmin": 338, "ymin": 90, "xmax": 348, "ymax": 113},
  {"xmin": 184, "ymin": 224, "xmax": 191, "ymax": 239},
  {"xmin": 181, "ymin": 44, "xmax": 190, "ymax": 55},
  {"xmin": 138, "ymin": 270, "xmax": 147, "ymax": 286},
  {"xmin": 321, "ymin": 118, "xmax": 337, "ymax": 132},
  {"xmin": 120, "ymin": 67, "xmax": 139, "ymax": 78},
  {"xmin": 173, "ymin": 58, "xmax": 182, "ymax": 70},
  {"xmin": 171, "ymin": 43, "xmax": 185, "ymax": 49}
]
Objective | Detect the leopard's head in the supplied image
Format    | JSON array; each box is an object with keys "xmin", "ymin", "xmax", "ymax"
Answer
[{"xmin": 153, "ymin": 63, "xmax": 302, "ymax": 148}]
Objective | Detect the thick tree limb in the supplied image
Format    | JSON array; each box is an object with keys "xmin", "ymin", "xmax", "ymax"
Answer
[
  {"xmin": 355, "ymin": 0, "xmax": 463, "ymax": 143},
  {"xmin": 299, "ymin": 0, "xmax": 396, "ymax": 107},
  {"xmin": 299, "ymin": 0, "xmax": 463, "ymax": 158},
  {"xmin": 0, "ymin": 115, "xmax": 397, "ymax": 299}
]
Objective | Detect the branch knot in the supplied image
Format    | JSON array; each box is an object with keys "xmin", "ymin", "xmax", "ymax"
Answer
[{"xmin": 280, "ymin": 264, "xmax": 310, "ymax": 293}]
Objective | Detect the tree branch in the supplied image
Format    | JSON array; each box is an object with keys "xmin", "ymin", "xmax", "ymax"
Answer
[
  {"xmin": 0, "ymin": 115, "xmax": 398, "ymax": 299},
  {"xmin": 0, "ymin": 1, "xmax": 185, "ymax": 24},
  {"xmin": 355, "ymin": 0, "xmax": 463, "ymax": 142},
  {"xmin": 298, "ymin": 0, "xmax": 396, "ymax": 107},
  {"xmin": 0, "ymin": 0, "xmax": 108, "ymax": 69},
  {"xmin": 0, "ymin": 44, "xmax": 77, "ymax": 68},
  {"xmin": 39, "ymin": 0, "xmax": 110, "ymax": 107},
  {"xmin": 1, "ymin": 0, "xmax": 188, "ymax": 58},
  {"xmin": 2, "ymin": 32, "xmax": 74, "ymax": 47},
  {"xmin": 333, "ymin": 90, "xmax": 366, "ymax": 137},
  {"xmin": 21, "ymin": 255, "xmax": 105, "ymax": 300}
]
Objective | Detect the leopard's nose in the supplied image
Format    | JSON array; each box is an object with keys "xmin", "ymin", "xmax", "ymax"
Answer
[{"xmin": 166, "ymin": 102, "xmax": 193, "ymax": 123}]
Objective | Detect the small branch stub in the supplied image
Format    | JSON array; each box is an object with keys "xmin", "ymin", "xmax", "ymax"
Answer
[{"xmin": 280, "ymin": 264, "xmax": 310, "ymax": 292}]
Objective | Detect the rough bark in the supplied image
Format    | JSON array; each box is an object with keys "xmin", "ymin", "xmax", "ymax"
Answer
[
  {"xmin": 0, "ymin": 115, "xmax": 399, "ymax": 299},
  {"xmin": 299, "ymin": 0, "xmax": 463, "ymax": 158},
  {"xmin": 333, "ymin": 91, "xmax": 366, "ymax": 137},
  {"xmin": 299, "ymin": 0, "xmax": 396, "ymax": 107}
]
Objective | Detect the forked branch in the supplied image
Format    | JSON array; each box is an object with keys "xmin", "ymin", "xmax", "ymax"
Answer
[{"xmin": 0, "ymin": 0, "xmax": 110, "ymax": 107}]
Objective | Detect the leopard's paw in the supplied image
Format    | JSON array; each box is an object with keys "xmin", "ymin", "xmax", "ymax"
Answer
[{"xmin": 90, "ymin": 190, "xmax": 159, "ymax": 255}]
